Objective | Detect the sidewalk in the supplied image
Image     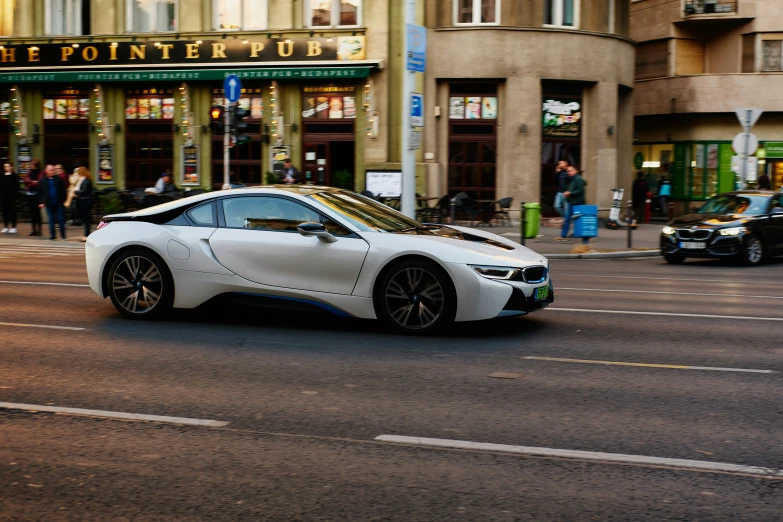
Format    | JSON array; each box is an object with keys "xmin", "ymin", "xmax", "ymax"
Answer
[{"xmin": 0, "ymin": 222, "xmax": 89, "ymax": 246}]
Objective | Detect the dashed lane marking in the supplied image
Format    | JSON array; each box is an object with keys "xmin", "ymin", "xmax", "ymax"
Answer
[
  {"xmin": 558, "ymin": 287, "xmax": 783, "ymax": 300},
  {"xmin": 0, "ymin": 321, "xmax": 86, "ymax": 331},
  {"xmin": 0, "ymin": 402, "xmax": 229, "ymax": 428},
  {"xmin": 374, "ymin": 435, "xmax": 783, "ymax": 478},
  {"xmin": 521, "ymin": 356, "xmax": 776, "ymax": 374},
  {"xmin": 552, "ymin": 273, "xmax": 783, "ymax": 286},
  {"xmin": 550, "ymin": 307, "xmax": 783, "ymax": 322}
]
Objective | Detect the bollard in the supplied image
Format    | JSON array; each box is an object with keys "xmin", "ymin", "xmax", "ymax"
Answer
[
  {"xmin": 627, "ymin": 201, "xmax": 633, "ymax": 249},
  {"xmin": 450, "ymin": 198, "xmax": 456, "ymax": 225},
  {"xmin": 520, "ymin": 201, "xmax": 526, "ymax": 246}
]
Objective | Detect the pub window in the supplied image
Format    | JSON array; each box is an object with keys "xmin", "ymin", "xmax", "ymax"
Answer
[
  {"xmin": 307, "ymin": 0, "xmax": 361, "ymax": 28},
  {"xmin": 127, "ymin": 0, "xmax": 176, "ymax": 33},
  {"xmin": 545, "ymin": 0, "xmax": 579, "ymax": 28},
  {"xmin": 43, "ymin": 97, "xmax": 90, "ymax": 120},
  {"xmin": 0, "ymin": 0, "xmax": 15, "ymax": 36},
  {"xmin": 214, "ymin": 0, "xmax": 267, "ymax": 30},
  {"xmin": 125, "ymin": 89, "xmax": 175, "ymax": 120},
  {"xmin": 302, "ymin": 86, "xmax": 357, "ymax": 120},
  {"xmin": 42, "ymin": 89, "xmax": 90, "ymax": 175},
  {"xmin": 46, "ymin": 0, "xmax": 90, "ymax": 35},
  {"xmin": 454, "ymin": 0, "xmax": 499, "ymax": 25}
]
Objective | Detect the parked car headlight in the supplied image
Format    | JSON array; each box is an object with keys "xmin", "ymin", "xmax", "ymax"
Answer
[
  {"xmin": 719, "ymin": 227, "xmax": 746, "ymax": 236},
  {"xmin": 470, "ymin": 265, "xmax": 521, "ymax": 280},
  {"xmin": 662, "ymin": 226, "xmax": 676, "ymax": 235}
]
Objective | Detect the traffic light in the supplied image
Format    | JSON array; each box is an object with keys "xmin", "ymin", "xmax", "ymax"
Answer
[
  {"xmin": 209, "ymin": 105, "xmax": 224, "ymax": 134},
  {"xmin": 232, "ymin": 106, "xmax": 251, "ymax": 145}
]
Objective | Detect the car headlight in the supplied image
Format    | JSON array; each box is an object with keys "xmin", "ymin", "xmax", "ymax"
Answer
[
  {"xmin": 719, "ymin": 227, "xmax": 746, "ymax": 236},
  {"xmin": 470, "ymin": 265, "xmax": 521, "ymax": 280},
  {"xmin": 662, "ymin": 226, "xmax": 675, "ymax": 235}
]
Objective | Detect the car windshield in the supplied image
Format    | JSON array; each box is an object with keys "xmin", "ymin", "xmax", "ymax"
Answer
[
  {"xmin": 698, "ymin": 195, "xmax": 769, "ymax": 216},
  {"xmin": 308, "ymin": 191, "xmax": 423, "ymax": 232}
]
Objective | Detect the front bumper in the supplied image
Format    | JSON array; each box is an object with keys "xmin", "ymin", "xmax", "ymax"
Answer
[
  {"xmin": 660, "ymin": 234, "xmax": 744, "ymax": 258},
  {"xmin": 497, "ymin": 281, "xmax": 555, "ymax": 317}
]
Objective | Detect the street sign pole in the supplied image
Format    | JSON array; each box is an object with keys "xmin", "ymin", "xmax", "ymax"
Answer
[
  {"xmin": 401, "ymin": 0, "xmax": 417, "ymax": 219},
  {"xmin": 734, "ymin": 108, "xmax": 763, "ymax": 189},
  {"xmin": 223, "ymin": 75, "xmax": 242, "ymax": 189},
  {"xmin": 224, "ymin": 98, "xmax": 230, "ymax": 188}
]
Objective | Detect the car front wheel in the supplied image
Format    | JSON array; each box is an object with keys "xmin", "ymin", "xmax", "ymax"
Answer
[
  {"xmin": 740, "ymin": 236, "xmax": 763, "ymax": 267},
  {"xmin": 107, "ymin": 248, "xmax": 174, "ymax": 320},
  {"xmin": 374, "ymin": 259, "xmax": 457, "ymax": 335}
]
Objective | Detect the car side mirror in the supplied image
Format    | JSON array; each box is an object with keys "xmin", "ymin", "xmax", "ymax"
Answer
[{"xmin": 297, "ymin": 222, "xmax": 337, "ymax": 243}]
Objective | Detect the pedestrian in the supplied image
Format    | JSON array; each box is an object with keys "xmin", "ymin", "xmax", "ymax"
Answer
[
  {"xmin": 632, "ymin": 171, "xmax": 648, "ymax": 224},
  {"xmin": 55, "ymin": 164, "xmax": 67, "ymax": 183},
  {"xmin": 757, "ymin": 171, "xmax": 771, "ymax": 190},
  {"xmin": 64, "ymin": 168, "xmax": 82, "ymax": 225},
  {"xmin": 23, "ymin": 158, "xmax": 42, "ymax": 236},
  {"xmin": 657, "ymin": 175, "xmax": 672, "ymax": 218},
  {"xmin": 1, "ymin": 161, "xmax": 19, "ymax": 234},
  {"xmin": 556, "ymin": 165, "xmax": 588, "ymax": 244},
  {"xmin": 278, "ymin": 158, "xmax": 302, "ymax": 185},
  {"xmin": 38, "ymin": 164, "xmax": 67, "ymax": 241},
  {"xmin": 553, "ymin": 159, "xmax": 570, "ymax": 217},
  {"xmin": 74, "ymin": 166, "xmax": 94, "ymax": 241},
  {"xmin": 153, "ymin": 169, "xmax": 178, "ymax": 195}
]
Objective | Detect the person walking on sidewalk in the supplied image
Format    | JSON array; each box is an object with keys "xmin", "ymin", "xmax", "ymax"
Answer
[
  {"xmin": 557, "ymin": 165, "xmax": 588, "ymax": 244},
  {"xmin": 23, "ymin": 159, "xmax": 42, "ymax": 236},
  {"xmin": 38, "ymin": 164, "xmax": 67, "ymax": 241},
  {"xmin": 657, "ymin": 175, "xmax": 672, "ymax": 218},
  {"xmin": 553, "ymin": 159, "xmax": 570, "ymax": 217},
  {"xmin": 632, "ymin": 171, "xmax": 648, "ymax": 225},
  {"xmin": 74, "ymin": 166, "xmax": 94, "ymax": 241},
  {"xmin": 1, "ymin": 162, "xmax": 19, "ymax": 234}
]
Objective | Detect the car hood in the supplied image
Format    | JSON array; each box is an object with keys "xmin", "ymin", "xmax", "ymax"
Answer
[
  {"xmin": 669, "ymin": 213, "xmax": 749, "ymax": 228},
  {"xmin": 360, "ymin": 225, "xmax": 549, "ymax": 268}
]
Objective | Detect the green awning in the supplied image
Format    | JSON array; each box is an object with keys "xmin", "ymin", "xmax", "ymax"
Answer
[{"xmin": 0, "ymin": 66, "xmax": 372, "ymax": 83}]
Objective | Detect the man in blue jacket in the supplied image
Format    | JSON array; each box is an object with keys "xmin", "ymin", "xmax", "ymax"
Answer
[
  {"xmin": 38, "ymin": 164, "xmax": 67, "ymax": 241},
  {"xmin": 557, "ymin": 164, "xmax": 588, "ymax": 244}
]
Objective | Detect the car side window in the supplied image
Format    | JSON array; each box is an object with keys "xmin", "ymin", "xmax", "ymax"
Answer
[
  {"xmin": 187, "ymin": 202, "xmax": 216, "ymax": 227},
  {"xmin": 769, "ymin": 196, "xmax": 783, "ymax": 212},
  {"xmin": 222, "ymin": 197, "xmax": 321, "ymax": 232}
]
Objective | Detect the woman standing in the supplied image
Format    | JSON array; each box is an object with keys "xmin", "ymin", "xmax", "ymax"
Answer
[
  {"xmin": 74, "ymin": 166, "xmax": 93, "ymax": 241},
  {"xmin": 1, "ymin": 162, "xmax": 18, "ymax": 234}
]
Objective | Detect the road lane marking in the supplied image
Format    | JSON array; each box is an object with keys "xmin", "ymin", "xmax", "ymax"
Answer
[
  {"xmin": 374, "ymin": 435, "xmax": 783, "ymax": 478},
  {"xmin": 558, "ymin": 287, "xmax": 783, "ymax": 300},
  {"xmin": 552, "ymin": 273, "xmax": 783, "ymax": 286},
  {"xmin": 550, "ymin": 308, "xmax": 783, "ymax": 322},
  {"xmin": 0, "ymin": 402, "xmax": 229, "ymax": 428},
  {"xmin": 0, "ymin": 280, "xmax": 90, "ymax": 288},
  {"xmin": 521, "ymin": 356, "xmax": 776, "ymax": 374},
  {"xmin": 0, "ymin": 321, "xmax": 86, "ymax": 331}
]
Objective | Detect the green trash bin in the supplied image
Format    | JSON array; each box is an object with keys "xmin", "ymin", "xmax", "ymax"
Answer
[{"xmin": 524, "ymin": 202, "xmax": 541, "ymax": 239}]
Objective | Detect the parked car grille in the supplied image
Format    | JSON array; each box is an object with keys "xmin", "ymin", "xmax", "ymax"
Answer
[
  {"xmin": 676, "ymin": 229, "xmax": 712, "ymax": 241},
  {"xmin": 522, "ymin": 266, "xmax": 547, "ymax": 284}
]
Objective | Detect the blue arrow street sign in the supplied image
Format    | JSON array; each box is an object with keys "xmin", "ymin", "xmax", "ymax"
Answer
[{"xmin": 224, "ymin": 74, "xmax": 242, "ymax": 103}]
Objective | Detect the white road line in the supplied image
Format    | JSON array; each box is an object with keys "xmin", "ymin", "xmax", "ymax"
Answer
[
  {"xmin": 558, "ymin": 287, "xmax": 783, "ymax": 300},
  {"xmin": 553, "ymin": 273, "xmax": 783, "ymax": 286},
  {"xmin": 550, "ymin": 308, "xmax": 783, "ymax": 322},
  {"xmin": 374, "ymin": 435, "xmax": 783, "ymax": 478},
  {"xmin": 0, "ymin": 280, "xmax": 90, "ymax": 288},
  {"xmin": 521, "ymin": 356, "xmax": 776, "ymax": 374},
  {"xmin": 0, "ymin": 321, "xmax": 86, "ymax": 331},
  {"xmin": 0, "ymin": 402, "xmax": 229, "ymax": 428}
]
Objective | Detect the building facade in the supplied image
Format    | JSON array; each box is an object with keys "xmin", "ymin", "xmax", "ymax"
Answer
[
  {"xmin": 633, "ymin": 0, "xmax": 783, "ymax": 214},
  {"xmin": 0, "ymin": 1, "xmax": 635, "ymax": 214}
]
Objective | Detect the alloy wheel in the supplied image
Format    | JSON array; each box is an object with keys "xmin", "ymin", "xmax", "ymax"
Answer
[
  {"xmin": 746, "ymin": 238, "xmax": 763, "ymax": 265},
  {"xmin": 385, "ymin": 267, "xmax": 445, "ymax": 330},
  {"xmin": 111, "ymin": 256, "xmax": 163, "ymax": 314}
]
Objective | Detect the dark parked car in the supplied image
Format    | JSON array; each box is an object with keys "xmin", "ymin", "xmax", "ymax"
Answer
[{"xmin": 660, "ymin": 191, "xmax": 783, "ymax": 266}]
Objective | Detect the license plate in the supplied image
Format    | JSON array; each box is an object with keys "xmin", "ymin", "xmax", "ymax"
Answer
[
  {"xmin": 535, "ymin": 286, "xmax": 549, "ymax": 301},
  {"xmin": 679, "ymin": 242, "xmax": 707, "ymax": 249}
]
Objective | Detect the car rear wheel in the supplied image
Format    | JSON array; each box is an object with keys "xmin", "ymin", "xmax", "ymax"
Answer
[
  {"xmin": 740, "ymin": 236, "xmax": 763, "ymax": 267},
  {"xmin": 374, "ymin": 259, "xmax": 457, "ymax": 335},
  {"xmin": 663, "ymin": 254, "xmax": 685, "ymax": 265},
  {"xmin": 108, "ymin": 248, "xmax": 174, "ymax": 320}
]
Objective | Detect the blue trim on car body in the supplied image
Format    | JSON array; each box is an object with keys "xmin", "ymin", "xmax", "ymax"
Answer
[{"xmin": 234, "ymin": 292, "xmax": 353, "ymax": 317}]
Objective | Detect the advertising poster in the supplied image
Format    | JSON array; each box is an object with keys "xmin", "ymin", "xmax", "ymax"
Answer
[
  {"xmin": 78, "ymin": 98, "xmax": 90, "ymax": 119},
  {"xmin": 366, "ymin": 171, "xmax": 402, "ymax": 198},
  {"xmin": 55, "ymin": 99, "xmax": 67, "ymax": 119},
  {"xmin": 270, "ymin": 145, "xmax": 290, "ymax": 177},
  {"xmin": 542, "ymin": 98, "xmax": 582, "ymax": 139},
  {"xmin": 250, "ymin": 97, "xmax": 263, "ymax": 119},
  {"xmin": 138, "ymin": 98, "xmax": 150, "ymax": 119},
  {"xmin": 97, "ymin": 143, "xmax": 114, "ymax": 184},
  {"xmin": 465, "ymin": 97, "xmax": 482, "ymax": 119},
  {"xmin": 66, "ymin": 99, "xmax": 79, "ymax": 119},
  {"xmin": 43, "ymin": 99, "xmax": 55, "ymax": 119},
  {"xmin": 706, "ymin": 143, "xmax": 719, "ymax": 169},
  {"xmin": 449, "ymin": 97, "xmax": 465, "ymax": 119},
  {"xmin": 315, "ymin": 96, "xmax": 329, "ymax": 118},
  {"xmin": 149, "ymin": 98, "xmax": 162, "ymax": 119},
  {"xmin": 182, "ymin": 145, "xmax": 199, "ymax": 185},
  {"xmin": 337, "ymin": 36, "xmax": 367, "ymax": 61},
  {"xmin": 328, "ymin": 97, "xmax": 344, "ymax": 119},
  {"xmin": 162, "ymin": 98, "xmax": 175, "ymax": 119},
  {"xmin": 695, "ymin": 144, "xmax": 705, "ymax": 168},
  {"xmin": 125, "ymin": 98, "xmax": 137, "ymax": 119},
  {"xmin": 482, "ymin": 97, "xmax": 498, "ymax": 119},
  {"xmin": 343, "ymin": 96, "xmax": 356, "ymax": 119},
  {"xmin": 16, "ymin": 143, "xmax": 32, "ymax": 178}
]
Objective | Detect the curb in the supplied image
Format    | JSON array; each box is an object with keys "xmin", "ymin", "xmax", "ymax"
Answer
[
  {"xmin": 0, "ymin": 239, "xmax": 85, "ymax": 248},
  {"xmin": 545, "ymin": 250, "xmax": 661, "ymax": 260}
]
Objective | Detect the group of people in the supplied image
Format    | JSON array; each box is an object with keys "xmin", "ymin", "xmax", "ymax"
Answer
[
  {"xmin": 3, "ymin": 159, "xmax": 95, "ymax": 242},
  {"xmin": 632, "ymin": 171, "xmax": 672, "ymax": 221},
  {"xmin": 553, "ymin": 160, "xmax": 589, "ymax": 244}
]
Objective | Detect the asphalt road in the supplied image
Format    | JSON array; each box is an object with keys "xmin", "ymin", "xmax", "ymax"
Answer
[{"xmin": 1, "ymin": 241, "xmax": 782, "ymax": 521}]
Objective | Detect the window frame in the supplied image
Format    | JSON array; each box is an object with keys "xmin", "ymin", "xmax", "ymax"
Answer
[
  {"xmin": 213, "ymin": 0, "xmax": 268, "ymax": 31},
  {"xmin": 453, "ymin": 0, "xmax": 500, "ymax": 26},
  {"xmin": 126, "ymin": 0, "xmax": 178, "ymax": 33},
  {"xmin": 544, "ymin": 0, "xmax": 580, "ymax": 30},
  {"xmin": 305, "ymin": 0, "xmax": 363, "ymax": 29},
  {"xmin": 45, "ymin": 0, "xmax": 83, "ymax": 36}
]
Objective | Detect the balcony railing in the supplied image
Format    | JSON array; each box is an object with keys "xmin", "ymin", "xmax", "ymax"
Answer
[{"xmin": 684, "ymin": 1, "xmax": 737, "ymax": 16}]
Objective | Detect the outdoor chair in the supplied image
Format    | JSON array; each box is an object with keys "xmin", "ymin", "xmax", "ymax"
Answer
[{"xmin": 492, "ymin": 197, "xmax": 513, "ymax": 227}]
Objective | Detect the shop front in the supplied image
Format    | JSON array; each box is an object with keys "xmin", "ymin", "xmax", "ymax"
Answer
[{"xmin": 541, "ymin": 84, "xmax": 583, "ymax": 215}]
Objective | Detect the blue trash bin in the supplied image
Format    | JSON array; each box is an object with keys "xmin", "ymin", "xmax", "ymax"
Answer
[{"xmin": 572, "ymin": 205, "xmax": 599, "ymax": 238}]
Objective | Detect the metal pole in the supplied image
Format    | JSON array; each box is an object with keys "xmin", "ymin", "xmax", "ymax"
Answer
[
  {"xmin": 450, "ymin": 198, "xmax": 456, "ymax": 225},
  {"xmin": 741, "ymin": 109, "xmax": 750, "ymax": 189},
  {"xmin": 223, "ymin": 99, "xmax": 230, "ymax": 188},
  {"xmin": 400, "ymin": 0, "xmax": 416, "ymax": 218},
  {"xmin": 520, "ymin": 202, "xmax": 526, "ymax": 246},
  {"xmin": 627, "ymin": 201, "xmax": 633, "ymax": 249}
]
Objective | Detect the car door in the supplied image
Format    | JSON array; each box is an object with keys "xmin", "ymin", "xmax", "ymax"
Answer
[
  {"xmin": 208, "ymin": 195, "xmax": 370, "ymax": 295},
  {"xmin": 766, "ymin": 195, "xmax": 783, "ymax": 253}
]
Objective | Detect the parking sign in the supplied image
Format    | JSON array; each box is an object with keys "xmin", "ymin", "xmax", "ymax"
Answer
[{"xmin": 410, "ymin": 93, "xmax": 423, "ymax": 127}]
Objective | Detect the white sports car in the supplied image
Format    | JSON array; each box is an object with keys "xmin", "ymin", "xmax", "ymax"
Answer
[{"xmin": 86, "ymin": 186, "xmax": 553, "ymax": 334}]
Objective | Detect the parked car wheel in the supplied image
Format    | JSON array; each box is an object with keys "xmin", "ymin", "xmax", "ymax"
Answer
[
  {"xmin": 374, "ymin": 259, "xmax": 457, "ymax": 335},
  {"xmin": 107, "ymin": 248, "xmax": 174, "ymax": 320}
]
